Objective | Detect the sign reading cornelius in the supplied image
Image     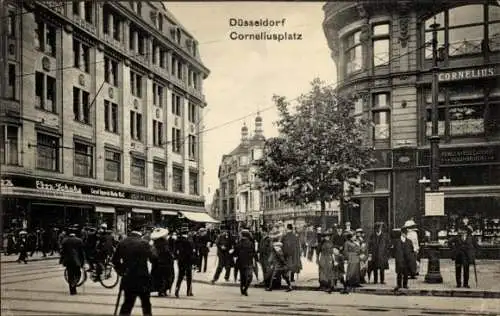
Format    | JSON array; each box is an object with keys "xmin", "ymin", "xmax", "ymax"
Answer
[{"xmin": 438, "ymin": 66, "xmax": 497, "ymax": 82}]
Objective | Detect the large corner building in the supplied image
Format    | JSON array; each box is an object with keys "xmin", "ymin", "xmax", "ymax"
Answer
[
  {"xmin": 1, "ymin": 1, "xmax": 213, "ymax": 234},
  {"xmin": 323, "ymin": 0, "xmax": 500, "ymax": 250}
]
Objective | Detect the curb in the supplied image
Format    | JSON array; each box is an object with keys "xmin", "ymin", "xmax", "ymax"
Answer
[
  {"xmin": 1, "ymin": 256, "xmax": 59, "ymax": 264},
  {"xmin": 192, "ymin": 279, "xmax": 500, "ymax": 299}
]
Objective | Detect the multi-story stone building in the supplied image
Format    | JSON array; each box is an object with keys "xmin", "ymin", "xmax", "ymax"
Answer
[
  {"xmin": 0, "ymin": 1, "xmax": 215, "ymax": 235},
  {"xmin": 216, "ymin": 116, "xmax": 265, "ymax": 231},
  {"xmin": 323, "ymin": 1, "xmax": 500, "ymax": 248}
]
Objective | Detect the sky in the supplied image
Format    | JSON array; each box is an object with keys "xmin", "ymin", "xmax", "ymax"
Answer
[{"xmin": 166, "ymin": 2, "xmax": 337, "ymax": 204}]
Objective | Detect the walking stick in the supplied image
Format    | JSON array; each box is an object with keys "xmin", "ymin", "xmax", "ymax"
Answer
[
  {"xmin": 473, "ymin": 261, "xmax": 478, "ymax": 288},
  {"xmin": 113, "ymin": 279, "xmax": 123, "ymax": 316}
]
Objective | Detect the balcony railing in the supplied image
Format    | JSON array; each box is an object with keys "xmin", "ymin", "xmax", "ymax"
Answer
[{"xmin": 71, "ymin": 15, "xmax": 96, "ymax": 34}]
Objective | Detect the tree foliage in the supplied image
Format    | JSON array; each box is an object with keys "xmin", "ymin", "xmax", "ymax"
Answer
[{"xmin": 256, "ymin": 78, "xmax": 375, "ymax": 225}]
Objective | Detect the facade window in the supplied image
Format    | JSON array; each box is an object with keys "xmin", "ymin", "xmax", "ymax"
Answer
[
  {"xmin": 171, "ymin": 55, "xmax": 183, "ymax": 79},
  {"xmin": 423, "ymin": 4, "xmax": 500, "ymax": 58},
  {"xmin": 158, "ymin": 14, "xmax": 163, "ymax": 31},
  {"xmin": 35, "ymin": 19, "xmax": 56, "ymax": 57},
  {"xmin": 372, "ymin": 23, "xmax": 390, "ymax": 67},
  {"xmin": 104, "ymin": 150, "xmax": 121, "ymax": 182},
  {"xmin": 188, "ymin": 135, "xmax": 196, "ymax": 160},
  {"xmin": 7, "ymin": 63, "xmax": 16, "ymax": 100},
  {"xmin": 344, "ymin": 31, "xmax": 363, "ymax": 74},
  {"xmin": 0, "ymin": 126, "xmax": 18, "ymax": 165},
  {"xmin": 152, "ymin": 120, "xmax": 164, "ymax": 146},
  {"xmin": 228, "ymin": 179, "xmax": 235, "ymax": 194},
  {"xmin": 130, "ymin": 71, "xmax": 142, "ymax": 98},
  {"xmin": 159, "ymin": 50, "xmax": 166, "ymax": 68},
  {"xmin": 103, "ymin": 7, "xmax": 121, "ymax": 41},
  {"xmin": 172, "ymin": 128, "xmax": 182, "ymax": 153},
  {"xmin": 153, "ymin": 162, "xmax": 166, "ymax": 189},
  {"xmin": 73, "ymin": 87, "xmax": 90, "ymax": 124},
  {"xmin": 172, "ymin": 93, "xmax": 182, "ymax": 116},
  {"xmin": 7, "ymin": 10, "xmax": 15, "ymax": 37},
  {"xmin": 36, "ymin": 133, "xmax": 59, "ymax": 171},
  {"xmin": 104, "ymin": 100, "xmax": 118, "ymax": 133},
  {"xmin": 188, "ymin": 102, "xmax": 197, "ymax": 123},
  {"xmin": 104, "ymin": 57, "xmax": 118, "ymax": 86},
  {"xmin": 35, "ymin": 72, "xmax": 56, "ymax": 113},
  {"xmin": 130, "ymin": 111, "xmax": 142, "ymax": 141},
  {"xmin": 130, "ymin": 157, "xmax": 145, "ymax": 186},
  {"xmin": 172, "ymin": 166, "xmax": 184, "ymax": 192},
  {"xmin": 373, "ymin": 171, "xmax": 390, "ymax": 191},
  {"xmin": 189, "ymin": 171, "xmax": 199, "ymax": 195},
  {"xmin": 372, "ymin": 93, "xmax": 391, "ymax": 140},
  {"xmin": 72, "ymin": 1, "xmax": 93, "ymax": 23},
  {"xmin": 74, "ymin": 142, "xmax": 93, "ymax": 177},
  {"xmin": 153, "ymin": 83, "xmax": 164, "ymax": 107}
]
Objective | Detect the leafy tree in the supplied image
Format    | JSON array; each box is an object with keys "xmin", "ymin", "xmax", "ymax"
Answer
[{"xmin": 256, "ymin": 78, "xmax": 375, "ymax": 229}]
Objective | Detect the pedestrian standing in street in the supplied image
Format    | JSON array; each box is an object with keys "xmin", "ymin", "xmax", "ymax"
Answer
[
  {"xmin": 305, "ymin": 226, "xmax": 317, "ymax": 262},
  {"xmin": 343, "ymin": 231, "xmax": 361, "ymax": 291},
  {"xmin": 150, "ymin": 228, "xmax": 173, "ymax": 297},
  {"xmin": 404, "ymin": 219, "xmax": 420, "ymax": 279},
  {"xmin": 59, "ymin": 227, "xmax": 85, "ymax": 295},
  {"xmin": 174, "ymin": 226, "xmax": 196, "ymax": 298},
  {"xmin": 6, "ymin": 231, "xmax": 17, "ymax": 256},
  {"xmin": 332, "ymin": 224, "xmax": 345, "ymax": 250},
  {"xmin": 356, "ymin": 228, "xmax": 368, "ymax": 284},
  {"xmin": 317, "ymin": 229, "xmax": 335, "ymax": 292},
  {"xmin": 281, "ymin": 224, "xmax": 302, "ymax": 283},
  {"xmin": 211, "ymin": 227, "xmax": 234, "ymax": 284},
  {"xmin": 450, "ymin": 226, "xmax": 478, "ymax": 288},
  {"xmin": 258, "ymin": 227, "xmax": 272, "ymax": 287},
  {"xmin": 112, "ymin": 230, "xmax": 154, "ymax": 316},
  {"xmin": 196, "ymin": 227, "xmax": 211, "ymax": 273},
  {"xmin": 368, "ymin": 222, "xmax": 390, "ymax": 284},
  {"xmin": 16, "ymin": 231, "xmax": 28, "ymax": 264},
  {"xmin": 233, "ymin": 229, "xmax": 256, "ymax": 296},
  {"xmin": 393, "ymin": 227, "xmax": 414, "ymax": 291}
]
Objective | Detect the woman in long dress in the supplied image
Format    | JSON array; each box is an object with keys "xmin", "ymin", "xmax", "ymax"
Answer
[
  {"xmin": 343, "ymin": 231, "xmax": 361, "ymax": 290},
  {"xmin": 317, "ymin": 231, "xmax": 335, "ymax": 293}
]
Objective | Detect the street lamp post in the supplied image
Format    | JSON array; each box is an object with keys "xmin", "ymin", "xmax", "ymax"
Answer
[{"xmin": 424, "ymin": 17, "xmax": 444, "ymax": 284}]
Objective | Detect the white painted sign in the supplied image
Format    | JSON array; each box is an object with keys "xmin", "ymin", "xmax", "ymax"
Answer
[{"xmin": 424, "ymin": 192, "xmax": 445, "ymax": 216}]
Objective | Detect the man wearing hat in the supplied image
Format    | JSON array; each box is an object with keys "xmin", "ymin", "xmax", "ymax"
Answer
[
  {"xmin": 211, "ymin": 226, "xmax": 234, "ymax": 284},
  {"xmin": 233, "ymin": 229, "xmax": 256, "ymax": 296},
  {"xmin": 195, "ymin": 227, "xmax": 211, "ymax": 273},
  {"xmin": 449, "ymin": 226, "xmax": 478, "ymax": 288},
  {"xmin": 393, "ymin": 227, "xmax": 414, "ymax": 291},
  {"xmin": 60, "ymin": 227, "xmax": 85, "ymax": 295},
  {"xmin": 281, "ymin": 224, "xmax": 302, "ymax": 282},
  {"xmin": 174, "ymin": 226, "xmax": 196, "ymax": 297},
  {"xmin": 16, "ymin": 230, "xmax": 28, "ymax": 264},
  {"xmin": 112, "ymin": 230, "xmax": 154, "ymax": 315}
]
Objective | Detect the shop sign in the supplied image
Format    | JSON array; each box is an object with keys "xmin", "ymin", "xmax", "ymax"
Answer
[
  {"xmin": 36, "ymin": 180, "xmax": 82, "ymax": 194},
  {"xmin": 438, "ymin": 66, "xmax": 497, "ymax": 82},
  {"xmin": 418, "ymin": 146, "xmax": 500, "ymax": 166},
  {"xmin": 90, "ymin": 188, "xmax": 126, "ymax": 198}
]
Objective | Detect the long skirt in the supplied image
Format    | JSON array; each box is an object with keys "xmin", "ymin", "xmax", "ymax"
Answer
[{"xmin": 345, "ymin": 253, "xmax": 361, "ymax": 286}]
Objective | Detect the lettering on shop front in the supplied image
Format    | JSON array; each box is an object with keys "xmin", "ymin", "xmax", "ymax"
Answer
[
  {"xmin": 36, "ymin": 180, "xmax": 82, "ymax": 194},
  {"xmin": 438, "ymin": 67, "xmax": 496, "ymax": 82},
  {"xmin": 90, "ymin": 188, "xmax": 126, "ymax": 198}
]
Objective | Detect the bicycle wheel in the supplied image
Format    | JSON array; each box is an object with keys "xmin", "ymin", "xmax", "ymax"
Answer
[
  {"xmin": 64, "ymin": 267, "xmax": 87, "ymax": 287},
  {"xmin": 98, "ymin": 263, "xmax": 120, "ymax": 289}
]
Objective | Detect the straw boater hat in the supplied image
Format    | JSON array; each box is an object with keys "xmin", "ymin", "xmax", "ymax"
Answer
[
  {"xmin": 150, "ymin": 228, "xmax": 169, "ymax": 240},
  {"xmin": 404, "ymin": 220, "xmax": 418, "ymax": 230}
]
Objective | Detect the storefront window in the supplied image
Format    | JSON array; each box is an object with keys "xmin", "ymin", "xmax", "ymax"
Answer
[
  {"xmin": 130, "ymin": 157, "xmax": 145, "ymax": 186},
  {"xmin": 424, "ymin": 4, "xmax": 500, "ymax": 58}
]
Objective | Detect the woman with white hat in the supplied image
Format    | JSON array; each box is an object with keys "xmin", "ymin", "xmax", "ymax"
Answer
[
  {"xmin": 403, "ymin": 219, "xmax": 420, "ymax": 278},
  {"xmin": 150, "ymin": 228, "xmax": 174, "ymax": 297}
]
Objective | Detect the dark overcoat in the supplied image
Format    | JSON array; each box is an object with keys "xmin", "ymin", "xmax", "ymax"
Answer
[
  {"xmin": 112, "ymin": 235, "xmax": 154, "ymax": 293},
  {"xmin": 450, "ymin": 235, "xmax": 477, "ymax": 265},
  {"xmin": 393, "ymin": 238, "xmax": 414, "ymax": 274},
  {"xmin": 368, "ymin": 232, "xmax": 390, "ymax": 270},
  {"xmin": 281, "ymin": 232, "xmax": 302, "ymax": 273},
  {"xmin": 60, "ymin": 236, "xmax": 85, "ymax": 268}
]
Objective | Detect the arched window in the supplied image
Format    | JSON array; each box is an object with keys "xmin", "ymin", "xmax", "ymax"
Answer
[{"xmin": 424, "ymin": 4, "xmax": 500, "ymax": 58}]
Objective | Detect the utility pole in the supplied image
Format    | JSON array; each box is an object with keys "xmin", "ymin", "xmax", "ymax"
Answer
[{"xmin": 424, "ymin": 16, "xmax": 444, "ymax": 284}]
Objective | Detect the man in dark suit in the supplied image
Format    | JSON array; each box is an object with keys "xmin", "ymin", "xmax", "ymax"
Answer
[
  {"xmin": 174, "ymin": 226, "xmax": 196, "ymax": 297},
  {"xmin": 112, "ymin": 230, "xmax": 154, "ymax": 316},
  {"xmin": 211, "ymin": 227, "xmax": 233, "ymax": 284},
  {"xmin": 60, "ymin": 227, "xmax": 85, "ymax": 295},
  {"xmin": 393, "ymin": 227, "xmax": 414, "ymax": 291},
  {"xmin": 195, "ymin": 228, "xmax": 211, "ymax": 273},
  {"xmin": 234, "ymin": 229, "xmax": 256, "ymax": 296},
  {"xmin": 368, "ymin": 222, "xmax": 390, "ymax": 284},
  {"xmin": 281, "ymin": 224, "xmax": 302, "ymax": 282},
  {"xmin": 450, "ymin": 226, "xmax": 478, "ymax": 288}
]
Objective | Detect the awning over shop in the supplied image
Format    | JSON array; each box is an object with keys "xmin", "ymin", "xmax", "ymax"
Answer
[
  {"xmin": 132, "ymin": 208, "xmax": 153, "ymax": 214},
  {"xmin": 160, "ymin": 210, "xmax": 178, "ymax": 216},
  {"xmin": 179, "ymin": 211, "xmax": 219, "ymax": 223},
  {"xmin": 95, "ymin": 206, "xmax": 115, "ymax": 213}
]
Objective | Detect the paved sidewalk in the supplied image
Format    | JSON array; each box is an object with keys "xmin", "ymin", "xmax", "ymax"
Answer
[
  {"xmin": 1, "ymin": 252, "xmax": 59, "ymax": 263},
  {"xmin": 193, "ymin": 249, "xmax": 500, "ymax": 298}
]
